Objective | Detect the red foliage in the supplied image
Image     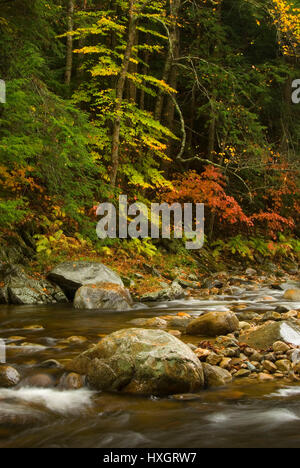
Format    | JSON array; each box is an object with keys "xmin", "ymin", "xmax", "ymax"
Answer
[
  {"xmin": 164, "ymin": 167, "xmax": 252, "ymax": 226},
  {"xmin": 164, "ymin": 166, "xmax": 296, "ymax": 238}
]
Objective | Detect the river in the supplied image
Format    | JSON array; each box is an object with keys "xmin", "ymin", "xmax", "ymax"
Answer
[{"xmin": 1, "ymin": 284, "xmax": 300, "ymax": 448}]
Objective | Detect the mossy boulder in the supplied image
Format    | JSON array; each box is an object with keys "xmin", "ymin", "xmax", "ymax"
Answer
[
  {"xmin": 68, "ymin": 328, "xmax": 204, "ymax": 396},
  {"xmin": 0, "ymin": 263, "xmax": 67, "ymax": 305}
]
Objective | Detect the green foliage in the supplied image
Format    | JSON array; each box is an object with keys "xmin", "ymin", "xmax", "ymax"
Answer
[
  {"xmin": 122, "ymin": 238, "xmax": 158, "ymax": 258},
  {"xmin": 0, "ymin": 0, "xmax": 299, "ymax": 262},
  {"xmin": 211, "ymin": 234, "xmax": 300, "ymax": 262}
]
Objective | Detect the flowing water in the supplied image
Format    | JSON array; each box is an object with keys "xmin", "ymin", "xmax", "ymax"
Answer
[{"xmin": 1, "ymin": 284, "xmax": 300, "ymax": 448}]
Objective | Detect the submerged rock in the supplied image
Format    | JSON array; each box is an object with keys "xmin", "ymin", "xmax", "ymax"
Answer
[
  {"xmin": 0, "ymin": 366, "xmax": 21, "ymax": 387},
  {"xmin": 74, "ymin": 282, "xmax": 132, "ymax": 310},
  {"xmin": 0, "ymin": 263, "xmax": 67, "ymax": 305},
  {"xmin": 129, "ymin": 317, "xmax": 168, "ymax": 328},
  {"xmin": 186, "ymin": 311, "xmax": 239, "ymax": 337},
  {"xmin": 68, "ymin": 328, "xmax": 204, "ymax": 396},
  {"xmin": 19, "ymin": 373, "xmax": 56, "ymax": 388},
  {"xmin": 241, "ymin": 321, "xmax": 300, "ymax": 349},
  {"xmin": 47, "ymin": 261, "xmax": 123, "ymax": 300}
]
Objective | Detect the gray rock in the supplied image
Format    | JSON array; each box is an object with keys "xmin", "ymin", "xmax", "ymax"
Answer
[
  {"xmin": 0, "ymin": 263, "xmax": 67, "ymax": 305},
  {"xmin": 47, "ymin": 261, "xmax": 123, "ymax": 299},
  {"xmin": 140, "ymin": 281, "xmax": 185, "ymax": 302},
  {"xmin": 277, "ymin": 282, "xmax": 300, "ymax": 291},
  {"xmin": 290, "ymin": 349, "xmax": 300, "ymax": 364},
  {"xmin": 74, "ymin": 282, "xmax": 132, "ymax": 310},
  {"xmin": 68, "ymin": 328, "xmax": 204, "ymax": 396},
  {"xmin": 241, "ymin": 321, "xmax": 300, "ymax": 349},
  {"xmin": 186, "ymin": 311, "xmax": 239, "ymax": 337}
]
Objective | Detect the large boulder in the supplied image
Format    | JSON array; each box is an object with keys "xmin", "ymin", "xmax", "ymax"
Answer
[
  {"xmin": 283, "ymin": 289, "xmax": 300, "ymax": 301},
  {"xmin": 241, "ymin": 321, "xmax": 300, "ymax": 350},
  {"xmin": 186, "ymin": 311, "xmax": 239, "ymax": 337},
  {"xmin": 0, "ymin": 263, "xmax": 67, "ymax": 305},
  {"xmin": 68, "ymin": 328, "xmax": 204, "ymax": 395},
  {"xmin": 74, "ymin": 282, "xmax": 133, "ymax": 310},
  {"xmin": 47, "ymin": 261, "xmax": 123, "ymax": 299}
]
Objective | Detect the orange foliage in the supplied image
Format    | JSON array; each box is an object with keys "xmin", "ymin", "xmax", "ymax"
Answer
[
  {"xmin": 164, "ymin": 166, "xmax": 252, "ymax": 226},
  {"xmin": 164, "ymin": 166, "xmax": 296, "ymax": 238}
]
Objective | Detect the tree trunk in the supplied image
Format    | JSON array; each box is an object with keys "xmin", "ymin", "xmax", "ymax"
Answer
[
  {"xmin": 154, "ymin": 0, "xmax": 181, "ymax": 122},
  {"xmin": 65, "ymin": 0, "xmax": 74, "ymax": 86},
  {"xmin": 110, "ymin": 0, "xmax": 137, "ymax": 186},
  {"xmin": 140, "ymin": 49, "xmax": 149, "ymax": 110},
  {"xmin": 128, "ymin": 30, "xmax": 139, "ymax": 102}
]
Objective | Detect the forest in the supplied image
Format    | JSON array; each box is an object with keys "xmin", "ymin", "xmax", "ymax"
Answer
[{"xmin": 0, "ymin": 0, "xmax": 299, "ymax": 276}]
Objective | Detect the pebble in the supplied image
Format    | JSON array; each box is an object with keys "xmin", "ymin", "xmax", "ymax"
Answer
[
  {"xmin": 167, "ymin": 329, "xmax": 182, "ymax": 337},
  {"xmin": 262, "ymin": 360, "xmax": 277, "ymax": 373},
  {"xmin": 275, "ymin": 360, "xmax": 291, "ymax": 373},
  {"xmin": 234, "ymin": 369, "xmax": 251, "ymax": 378},
  {"xmin": 194, "ymin": 348, "xmax": 211, "ymax": 360},
  {"xmin": 23, "ymin": 325, "xmax": 44, "ymax": 331},
  {"xmin": 219, "ymin": 358, "xmax": 232, "ymax": 369},
  {"xmin": 206, "ymin": 353, "xmax": 222, "ymax": 366},
  {"xmin": 61, "ymin": 336, "xmax": 88, "ymax": 344},
  {"xmin": 258, "ymin": 373, "xmax": 274, "ymax": 382},
  {"xmin": 273, "ymin": 341, "xmax": 290, "ymax": 353}
]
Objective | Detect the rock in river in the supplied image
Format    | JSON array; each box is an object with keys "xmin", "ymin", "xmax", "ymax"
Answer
[
  {"xmin": 241, "ymin": 321, "xmax": 300, "ymax": 349},
  {"xmin": 47, "ymin": 261, "xmax": 124, "ymax": 300},
  {"xmin": 74, "ymin": 282, "xmax": 132, "ymax": 310},
  {"xmin": 0, "ymin": 366, "xmax": 21, "ymax": 387},
  {"xmin": 68, "ymin": 328, "xmax": 204, "ymax": 396},
  {"xmin": 283, "ymin": 289, "xmax": 300, "ymax": 302},
  {"xmin": 202, "ymin": 363, "xmax": 232, "ymax": 388},
  {"xmin": 140, "ymin": 281, "xmax": 185, "ymax": 302},
  {"xmin": 186, "ymin": 311, "xmax": 239, "ymax": 337},
  {"xmin": 0, "ymin": 263, "xmax": 67, "ymax": 305}
]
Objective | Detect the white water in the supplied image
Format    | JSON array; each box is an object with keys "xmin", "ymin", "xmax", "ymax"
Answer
[{"xmin": 0, "ymin": 387, "xmax": 95, "ymax": 415}]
